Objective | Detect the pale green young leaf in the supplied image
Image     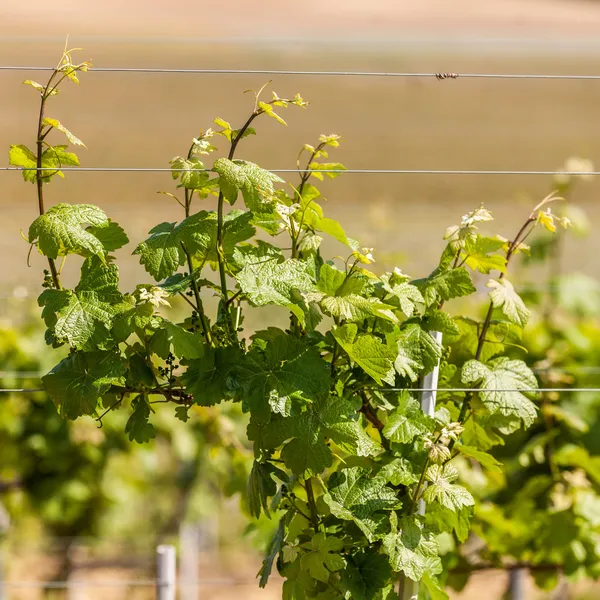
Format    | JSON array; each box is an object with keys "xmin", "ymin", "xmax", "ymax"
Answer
[
  {"xmin": 487, "ymin": 278, "xmax": 530, "ymax": 327},
  {"xmin": 382, "ymin": 281, "xmax": 424, "ymax": 317},
  {"xmin": 383, "ymin": 394, "xmax": 431, "ymax": 443},
  {"xmin": 461, "ymin": 357, "xmax": 538, "ymax": 427},
  {"xmin": 332, "ymin": 324, "xmax": 396, "ymax": 386},
  {"xmin": 42, "ymin": 117, "xmax": 86, "ymax": 147},
  {"xmin": 170, "ymin": 156, "xmax": 209, "ymax": 189},
  {"xmin": 382, "ymin": 513, "xmax": 441, "ymax": 581},
  {"xmin": 8, "ymin": 144, "xmax": 37, "ymax": 183},
  {"xmin": 24, "ymin": 79, "xmax": 57, "ymax": 95},
  {"xmin": 393, "ymin": 324, "xmax": 442, "ymax": 379},
  {"xmin": 455, "ymin": 444, "xmax": 503, "ymax": 472},
  {"xmin": 414, "ymin": 267, "xmax": 476, "ymax": 307},
  {"xmin": 213, "ymin": 158, "xmax": 283, "ymax": 210},
  {"xmin": 28, "ymin": 203, "xmax": 108, "ymax": 259},
  {"xmin": 461, "ymin": 235, "xmax": 507, "ymax": 274},
  {"xmin": 308, "ymin": 162, "xmax": 346, "ymax": 180},
  {"xmin": 300, "ymin": 533, "xmax": 345, "ymax": 582},
  {"xmin": 258, "ymin": 101, "xmax": 287, "ymax": 125},
  {"xmin": 424, "ymin": 464, "xmax": 475, "ymax": 511},
  {"xmin": 43, "ymin": 350, "xmax": 126, "ymax": 419}
]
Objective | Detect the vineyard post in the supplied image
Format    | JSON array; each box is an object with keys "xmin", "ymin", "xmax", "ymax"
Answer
[
  {"xmin": 156, "ymin": 545, "xmax": 176, "ymax": 600},
  {"xmin": 401, "ymin": 330, "xmax": 443, "ymax": 600}
]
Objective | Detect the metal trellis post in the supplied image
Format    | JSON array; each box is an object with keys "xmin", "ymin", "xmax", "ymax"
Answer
[
  {"xmin": 401, "ymin": 330, "xmax": 443, "ymax": 600},
  {"xmin": 156, "ymin": 545, "xmax": 176, "ymax": 600}
]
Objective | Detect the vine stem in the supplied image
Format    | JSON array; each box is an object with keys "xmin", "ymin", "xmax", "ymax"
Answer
[
  {"xmin": 36, "ymin": 72, "xmax": 61, "ymax": 289},
  {"xmin": 449, "ymin": 193, "xmax": 560, "ymax": 448},
  {"xmin": 215, "ymin": 110, "xmax": 261, "ymax": 341},
  {"xmin": 304, "ymin": 477, "xmax": 319, "ymax": 531},
  {"xmin": 180, "ymin": 142, "xmax": 213, "ymax": 344}
]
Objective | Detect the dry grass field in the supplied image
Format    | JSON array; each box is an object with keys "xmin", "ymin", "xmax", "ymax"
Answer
[{"xmin": 0, "ymin": 42, "xmax": 599, "ymax": 299}]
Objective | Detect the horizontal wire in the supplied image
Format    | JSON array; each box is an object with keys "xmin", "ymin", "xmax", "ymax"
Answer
[
  {"xmin": 2, "ymin": 580, "xmax": 157, "ymax": 589},
  {"xmin": 4, "ymin": 367, "xmax": 600, "ymax": 380},
  {"xmin": 2, "ymin": 578, "xmax": 270, "ymax": 589},
  {"xmin": 2, "ymin": 167, "xmax": 599, "ymax": 176},
  {"xmin": 2, "ymin": 66, "xmax": 600, "ymax": 80},
  {"xmin": 372, "ymin": 387, "xmax": 600, "ymax": 393},
  {"xmin": 2, "ymin": 387, "xmax": 600, "ymax": 394}
]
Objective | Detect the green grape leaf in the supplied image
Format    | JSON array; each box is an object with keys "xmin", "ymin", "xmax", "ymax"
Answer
[
  {"xmin": 150, "ymin": 319, "xmax": 204, "ymax": 360},
  {"xmin": 254, "ymin": 395, "xmax": 379, "ymax": 476},
  {"xmin": 258, "ymin": 518, "xmax": 286, "ymax": 588},
  {"xmin": 236, "ymin": 257, "xmax": 316, "ymax": 318},
  {"xmin": 133, "ymin": 211, "xmax": 216, "ymax": 280},
  {"xmin": 40, "ymin": 145, "xmax": 79, "ymax": 178},
  {"xmin": 393, "ymin": 323, "xmax": 442, "ymax": 379},
  {"xmin": 308, "ymin": 162, "xmax": 346, "ymax": 180},
  {"xmin": 323, "ymin": 467, "xmax": 399, "ymax": 542},
  {"xmin": 378, "ymin": 458, "xmax": 419, "ymax": 486},
  {"xmin": 247, "ymin": 460, "xmax": 285, "ymax": 519},
  {"xmin": 43, "ymin": 350, "xmax": 126, "ymax": 419},
  {"xmin": 28, "ymin": 203, "xmax": 109, "ymax": 259},
  {"xmin": 461, "ymin": 416, "xmax": 505, "ymax": 451},
  {"xmin": 316, "ymin": 265, "xmax": 397, "ymax": 323},
  {"xmin": 50, "ymin": 290, "xmax": 114, "ymax": 350},
  {"xmin": 8, "ymin": 144, "xmax": 37, "ymax": 183},
  {"xmin": 487, "ymin": 278, "xmax": 530, "ymax": 327},
  {"xmin": 455, "ymin": 444, "xmax": 503, "ymax": 472},
  {"xmin": 112, "ymin": 296, "xmax": 154, "ymax": 342},
  {"xmin": 170, "ymin": 156, "xmax": 208, "ymax": 189},
  {"xmin": 333, "ymin": 324, "xmax": 396, "ymax": 386},
  {"xmin": 175, "ymin": 406, "xmax": 189, "ymax": 423},
  {"xmin": 128, "ymin": 353, "xmax": 155, "ymax": 388},
  {"xmin": 341, "ymin": 550, "xmax": 393, "ymax": 600},
  {"xmin": 213, "ymin": 158, "xmax": 283, "ymax": 211},
  {"xmin": 414, "ymin": 267, "xmax": 476, "ymax": 307},
  {"xmin": 383, "ymin": 513, "xmax": 441, "ymax": 581},
  {"xmin": 383, "ymin": 282, "xmax": 424, "ymax": 317},
  {"xmin": 76, "ymin": 256, "xmax": 121, "ymax": 302},
  {"xmin": 236, "ymin": 332, "xmax": 330, "ymax": 423},
  {"xmin": 42, "ymin": 117, "xmax": 86, "ymax": 147},
  {"xmin": 424, "ymin": 464, "xmax": 475, "ymax": 511},
  {"xmin": 125, "ymin": 396, "xmax": 156, "ymax": 443},
  {"xmin": 300, "ymin": 533, "xmax": 346, "ymax": 582},
  {"xmin": 461, "ymin": 235, "xmax": 507, "ymax": 274},
  {"xmin": 461, "ymin": 357, "xmax": 538, "ymax": 427},
  {"xmin": 182, "ymin": 345, "xmax": 243, "ymax": 406},
  {"xmin": 422, "ymin": 310, "xmax": 459, "ymax": 336},
  {"xmin": 421, "ymin": 573, "xmax": 450, "ymax": 600},
  {"xmin": 86, "ymin": 220, "xmax": 129, "ymax": 251},
  {"xmin": 383, "ymin": 394, "xmax": 431, "ymax": 444}
]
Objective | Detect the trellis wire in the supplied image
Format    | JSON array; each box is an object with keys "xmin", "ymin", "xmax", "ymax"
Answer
[
  {"xmin": 2, "ymin": 66, "xmax": 600, "ymax": 80},
  {"xmin": 2, "ymin": 387, "xmax": 600, "ymax": 394},
  {"xmin": 1, "ymin": 167, "xmax": 599, "ymax": 176}
]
